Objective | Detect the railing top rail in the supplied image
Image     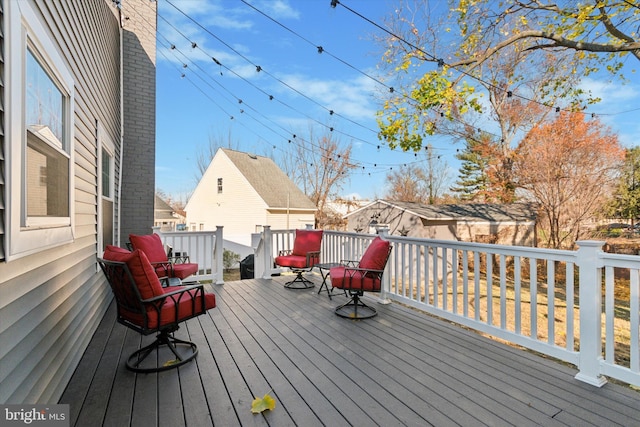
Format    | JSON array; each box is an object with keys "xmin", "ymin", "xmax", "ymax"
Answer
[
  {"xmin": 158, "ymin": 230, "xmax": 216, "ymax": 237},
  {"xmin": 601, "ymin": 252, "xmax": 640, "ymax": 268},
  {"xmin": 323, "ymin": 230, "xmax": 577, "ymax": 262}
]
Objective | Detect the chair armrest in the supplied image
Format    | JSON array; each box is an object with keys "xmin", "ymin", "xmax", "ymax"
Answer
[
  {"xmin": 141, "ymin": 283, "xmax": 204, "ymax": 304},
  {"xmin": 340, "ymin": 260, "xmax": 359, "ymax": 267},
  {"xmin": 306, "ymin": 250, "xmax": 321, "ymax": 266},
  {"xmin": 343, "ymin": 266, "xmax": 385, "ymax": 274},
  {"xmin": 168, "ymin": 254, "xmax": 191, "ymax": 264},
  {"xmin": 342, "ymin": 266, "xmax": 385, "ymax": 280},
  {"xmin": 150, "ymin": 261, "xmax": 173, "ymax": 275}
]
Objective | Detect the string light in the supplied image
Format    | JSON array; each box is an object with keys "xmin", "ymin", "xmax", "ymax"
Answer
[{"xmin": 149, "ymin": 1, "xmax": 482, "ymax": 175}]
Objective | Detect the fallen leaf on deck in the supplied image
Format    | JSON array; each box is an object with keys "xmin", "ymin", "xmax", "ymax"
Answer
[{"xmin": 251, "ymin": 393, "xmax": 276, "ymax": 413}]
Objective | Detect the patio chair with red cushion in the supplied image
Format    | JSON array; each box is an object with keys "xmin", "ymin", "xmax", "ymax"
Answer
[
  {"xmin": 100, "ymin": 245, "xmax": 216, "ymax": 372},
  {"xmin": 330, "ymin": 236, "xmax": 392, "ymax": 319},
  {"xmin": 274, "ymin": 229, "xmax": 323, "ymax": 289},
  {"xmin": 129, "ymin": 233, "xmax": 198, "ymax": 285}
]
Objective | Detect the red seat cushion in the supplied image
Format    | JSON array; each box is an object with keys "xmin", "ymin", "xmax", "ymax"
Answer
[
  {"xmin": 171, "ymin": 263, "xmax": 199, "ymax": 279},
  {"xmin": 129, "ymin": 233, "xmax": 169, "ymax": 263},
  {"xmin": 358, "ymin": 236, "xmax": 391, "ymax": 270},
  {"xmin": 292, "ymin": 229, "xmax": 323, "ymax": 256},
  {"xmin": 103, "ymin": 247, "xmax": 165, "ymax": 300},
  {"xmin": 329, "ymin": 266, "xmax": 382, "ymax": 292},
  {"xmin": 275, "ymin": 254, "xmax": 309, "ymax": 269},
  {"xmin": 120, "ymin": 287, "xmax": 216, "ymax": 329}
]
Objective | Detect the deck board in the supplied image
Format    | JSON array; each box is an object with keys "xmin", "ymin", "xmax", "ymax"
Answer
[{"xmin": 60, "ymin": 275, "xmax": 640, "ymax": 426}]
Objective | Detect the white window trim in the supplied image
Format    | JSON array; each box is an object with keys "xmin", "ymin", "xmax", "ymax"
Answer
[
  {"xmin": 97, "ymin": 122, "xmax": 115, "ymax": 255},
  {"xmin": 6, "ymin": 1, "xmax": 75, "ymax": 260}
]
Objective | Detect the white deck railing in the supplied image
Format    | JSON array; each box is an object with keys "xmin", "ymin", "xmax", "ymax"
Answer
[
  {"xmin": 154, "ymin": 226, "xmax": 224, "ymax": 284},
  {"xmin": 254, "ymin": 227, "xmax": 640, "ymax": 388}
]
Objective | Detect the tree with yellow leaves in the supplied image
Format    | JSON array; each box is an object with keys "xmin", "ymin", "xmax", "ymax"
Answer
[{"xmin": 376, "ymin": 0, "xmax": 637, "ymax": 200}]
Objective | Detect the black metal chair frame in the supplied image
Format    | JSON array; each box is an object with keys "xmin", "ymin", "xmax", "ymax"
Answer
[
  {"xmin": 99, "ymin": 258, "xmax": 208, "ymax": 373},
  {"xmin": 334, "ymin": 246, "xmax": 392, "ymax": 320},
  {"xmin": 277, "ymin": 249, "xmax": 320, "ymax": 289}
]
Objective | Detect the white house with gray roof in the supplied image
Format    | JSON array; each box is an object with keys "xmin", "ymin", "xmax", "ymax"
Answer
[
  {"xmin": 185, "ymin": 148, "xmax": 317, "ymax": 246},
  {"xmin": 345, "ymin": 199, "xmax": 538, "ymax": 246}
]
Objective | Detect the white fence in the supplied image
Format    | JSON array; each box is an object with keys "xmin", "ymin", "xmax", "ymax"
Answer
[
  {"xmin": 254, "ymin": 227, "xmax": 640, "ymax": 388},
  {"xmin": 154, "ymin": 226, "xmax": 224, "ymax": 284}
]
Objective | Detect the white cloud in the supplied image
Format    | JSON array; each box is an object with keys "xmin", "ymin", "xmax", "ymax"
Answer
[
  {"xmin": 580, "ymin": 77, "xmax": 638, "ymax": 107},
  {"xmin": 161, "ymin": 0, "xmax": 253, "ymax": 31},
  {"xmin": 157, "ymin": 0, "xmax": 256, "ymax": 71},
  {"xmin": 276, "ymin": 73, "xmax": 378, "ymax": 121},
  {"xmin": 249, "ymin": 0, "xmax": 300, "ymax": 20}
]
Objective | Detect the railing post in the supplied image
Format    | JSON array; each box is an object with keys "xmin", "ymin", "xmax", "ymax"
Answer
[
  {"xmin": 214, "ymin": 226, "xmax": 224, "ymax": 284},
  {"xmin": 252, "ymin": 230, "xmax": 265, "ymax": 280},
  {"xmin": 378, "ymin": 227, "xmax": 392, "ymax": 304},
  {"xmin": 260, "ymin": 226, "xmax": 274, "ymax": 279},
  {"xmin": 575, "ymin": 240, "xmax": 607, "ymax": 387}
]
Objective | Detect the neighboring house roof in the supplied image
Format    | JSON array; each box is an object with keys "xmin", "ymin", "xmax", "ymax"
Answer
[
  {"xmin": 154, "ymin": 194, "xmax": 177, "ymax": 220},
  {"xmin": 345, "ymin": 199, "xmax": 538, "ymax": 222},
  {"xmin": 221, "ymin": 148, "xmax": 316, "ymax": 210}
]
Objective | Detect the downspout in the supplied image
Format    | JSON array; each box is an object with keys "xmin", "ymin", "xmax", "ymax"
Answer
[{"xmin": 117, "ymin": 5, "xmax": 124, "ymax": 246}]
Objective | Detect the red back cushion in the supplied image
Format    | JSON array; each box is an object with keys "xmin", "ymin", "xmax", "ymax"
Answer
[
  {"xmin": 129, "ymin": 233, "xmax": 168, "ymax": 263},
  {"xmin": 105, "ymin": 244, "xmax": 130, "ymax": 254},
  {"xmin": 292, "ymin": 229, "xmax": 323, "ymax": 256},
  {"xmin": 103, "ymin": 247, "xmax": 165, "ymax": 300},
  {"xmin": 358, "ymin": 236, "xmax": 390, "ymax": 271}
]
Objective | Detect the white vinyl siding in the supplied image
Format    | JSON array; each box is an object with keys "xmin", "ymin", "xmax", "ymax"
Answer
[
  {"xmin": 0, "ymin": 0, "xmax": 123, "ymax": 404},
  {"xmin": 0, "ymin": 0, "xmax": 5, "ymax": 261}
]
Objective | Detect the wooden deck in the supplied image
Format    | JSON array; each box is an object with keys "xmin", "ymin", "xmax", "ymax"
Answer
[{"xmin": 60, "ymin": 274, "xmax": 640, "ymax": 426}]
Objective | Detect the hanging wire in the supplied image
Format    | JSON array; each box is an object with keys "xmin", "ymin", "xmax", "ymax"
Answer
[
  {"xmin": 150, "ymin": 1, "xmax": 472, "ymax": 173},
  {"xmin": 330, "ymin": 0, "xmax": 639, "ymax": 118}
]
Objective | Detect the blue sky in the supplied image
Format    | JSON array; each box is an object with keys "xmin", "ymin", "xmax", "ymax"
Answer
[{"xmin": 155, "ymin": 0, "xmax": 640, "ymax": 202}]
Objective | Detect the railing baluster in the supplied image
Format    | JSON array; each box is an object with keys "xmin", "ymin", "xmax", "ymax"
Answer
[
  {"xmin": 514, "ymin": 256, "xmax": 521, "ymax": 334},
  {"xmin": 547, "ymin": 260, "xmax": 555, "ymax": 345},
  {"xmin": 462, "ymin": 250, "xmax": 469, "ymax": 317},
  {"xmin": 409, "ymin": 243, "xmax": 415, "ymax": 301},
  {"xmin": 565, "ymin": 262, "xmax": 574, "ymax": 351},
  {"xmin": 442, "ymin": 247, "xmax": 448, "ymax": 311},
  {"xmin": 474, "ymin": 251, "xmax": 480, "ymax": 321},
  {"xmin": 631, "ymin": 270, "xmax": 639, "ymax": 373},
  {"xmin": 500, "ymin": 254, "xmax": 506, "ymax": 330},
  {"xmin": 425, "ymin": 246, "xmax": 431, "ymax": 305},
  {"xmin": 605, "ymin": 266, "xmax": 615, "ymax": 363},
  {"xmin": 452, "ymin": 250, "xmax": 458, "ymax": 314},
  {"xmin": 485, "ymin": 253, "xmax": 493, "ymax": 325},
  {"xmin": 530, "ymin": 258, "xmax": 538, "ymax": 341},
  {"xmin": 431, "ymin": 246, "xmax": 440, "ymax": 307}
]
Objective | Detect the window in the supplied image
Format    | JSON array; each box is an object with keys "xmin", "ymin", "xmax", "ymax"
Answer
[
  {"xmin": 217, "ymin": 178, "xmax": 223, "ymax": 193},
  {"xmin": 99, "ymin": 131, "xmax": 115, "ymax": 252},
  {"xmin": 26, "ymin": 48, "xmax": 70, "ymax": 223},
  {"xmin": 102, "ymin": 147, "xmax": 113, "ymax": 198},
  {"xmin": 7, "ymin": 1, "xmax": 75, "ymax": 259}
]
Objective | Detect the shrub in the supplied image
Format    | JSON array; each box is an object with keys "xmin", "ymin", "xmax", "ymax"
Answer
[{"xmin": 223, "ymin": 249, "xmax": 241, "ymax": 272}]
